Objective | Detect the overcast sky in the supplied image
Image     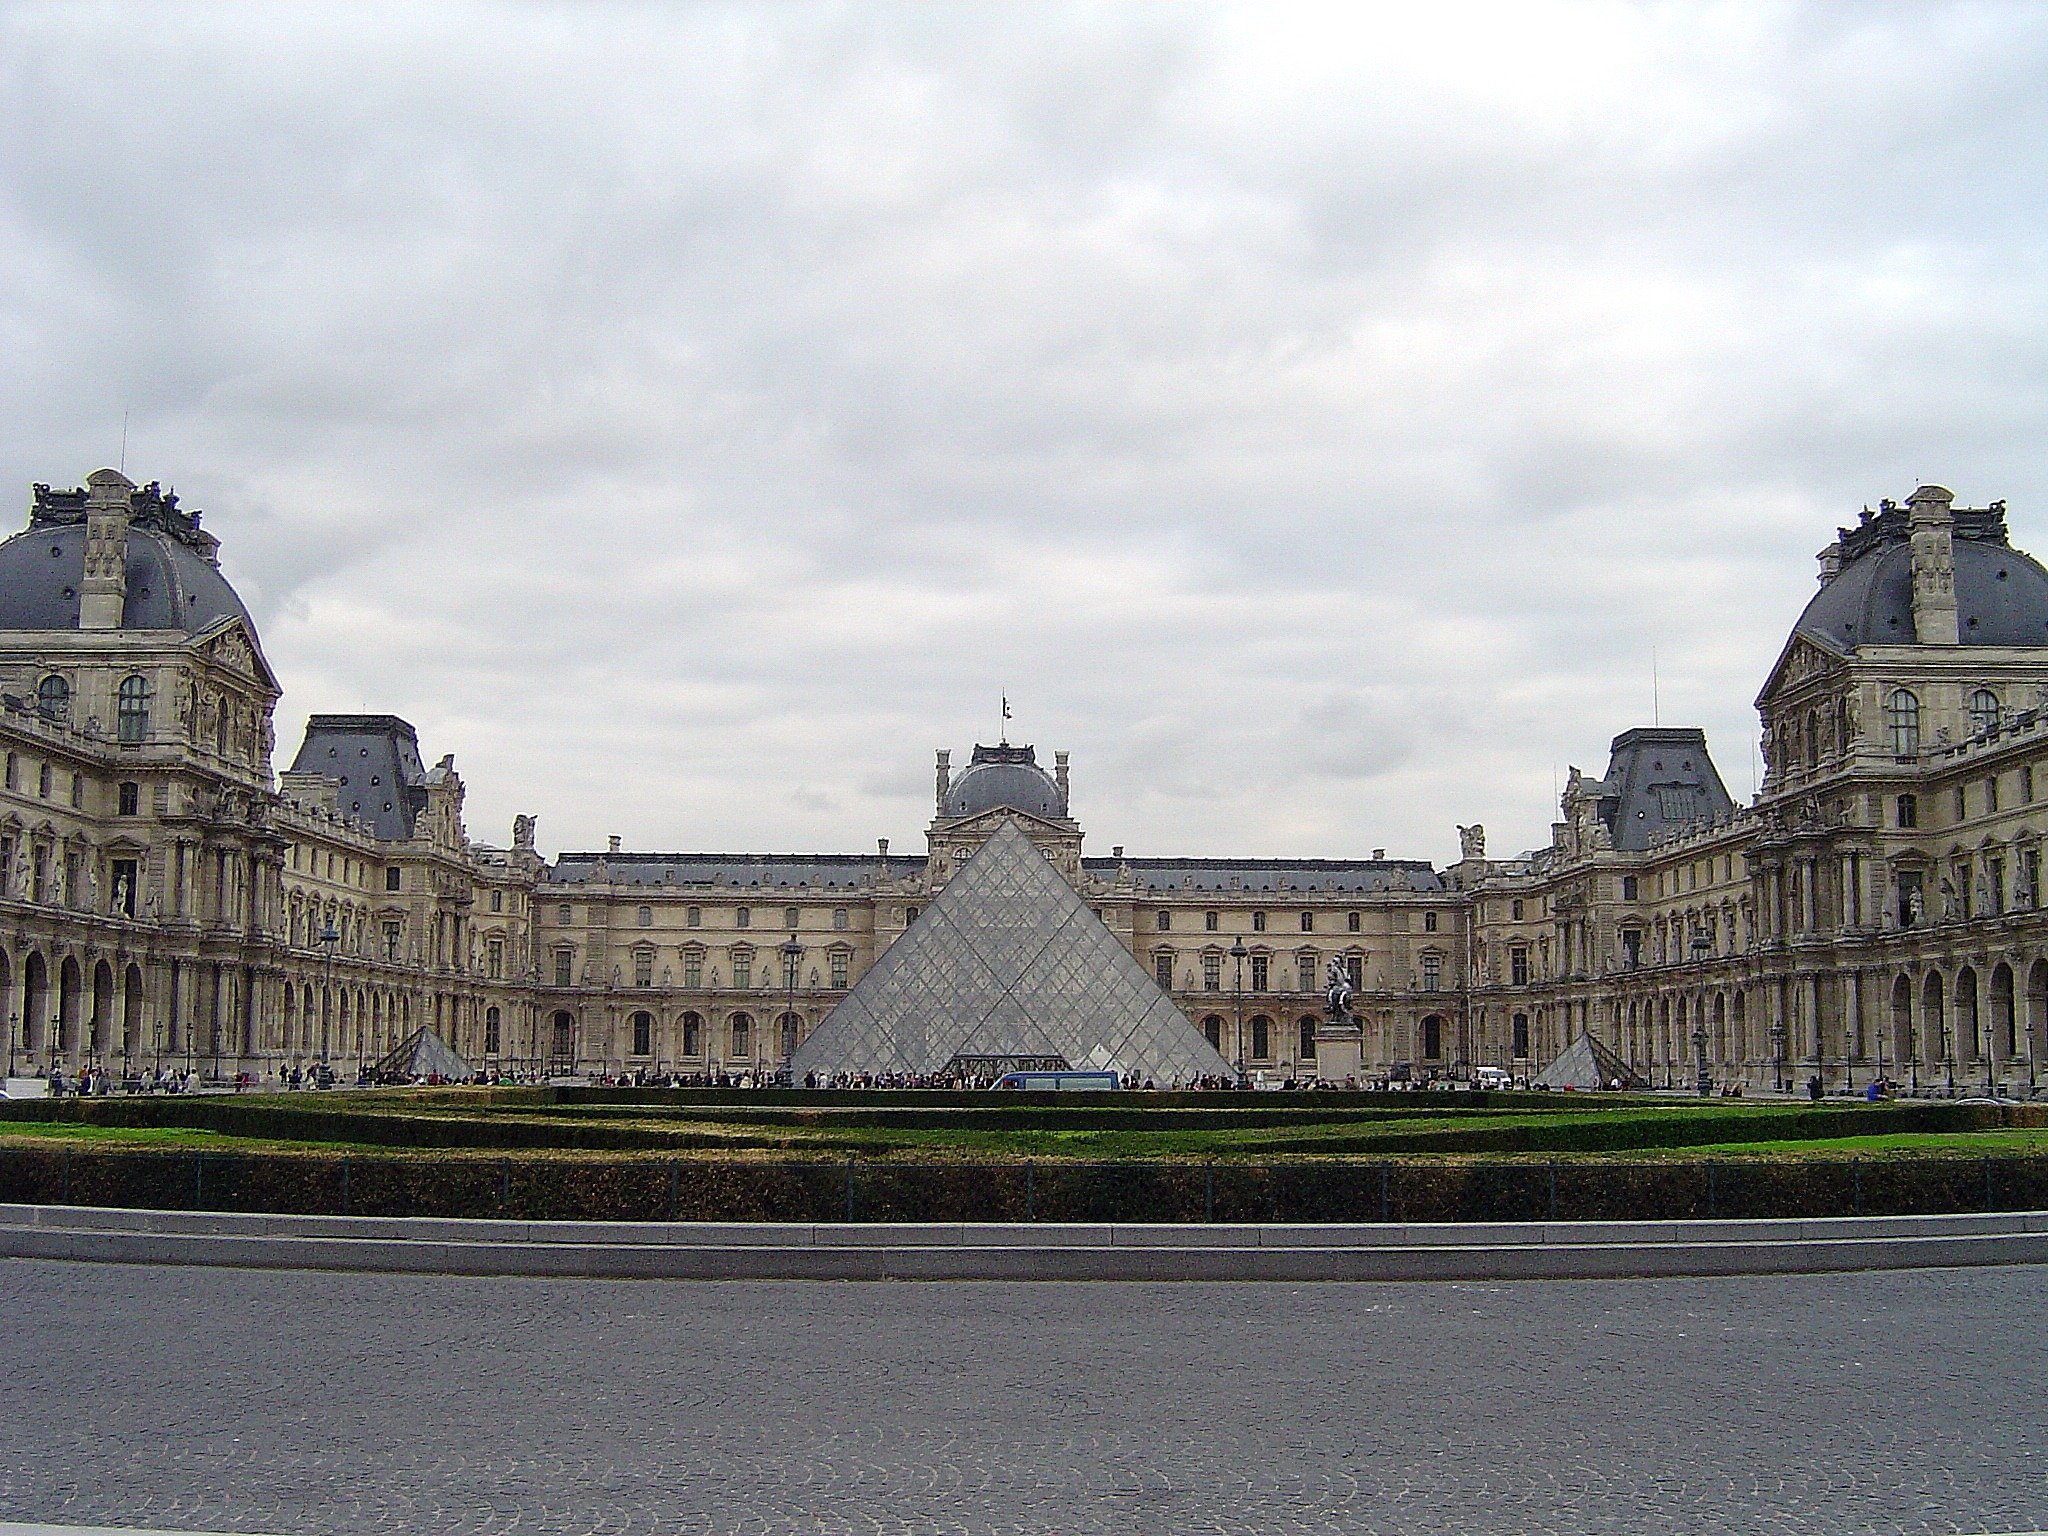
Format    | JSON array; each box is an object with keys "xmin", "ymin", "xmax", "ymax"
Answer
[{"xmin": 4, "ymin": 2, "xmax": 2046, "ymax": 865}]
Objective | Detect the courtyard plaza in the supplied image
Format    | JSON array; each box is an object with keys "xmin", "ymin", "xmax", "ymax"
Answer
[{"xmin": 0, "ymin": 1257, "xmax": 2043, "ymax": 1535}]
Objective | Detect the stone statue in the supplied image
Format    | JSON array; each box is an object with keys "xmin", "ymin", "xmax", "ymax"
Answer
[
  {"xmin": 113, "ymin": 872, "xmax": 130, "ymax": 916},
  {"xmin": 1457, "ymin": 824, "xmax": 1486, "ymax": 861},
  {"xmin": 1940, "ymin": 878, "xmax": 1959, "ymax": 921},
  {"xmin": 87, "ymin": 864, "xmax": 101, "ymax": 912},
  {"xmin": 513, "ymin": 814, "xmax": 536, "ymax": 850},
  {"xmin": 1324, "ymin": 956, "xmax": 1355, "ymax": 1023}
]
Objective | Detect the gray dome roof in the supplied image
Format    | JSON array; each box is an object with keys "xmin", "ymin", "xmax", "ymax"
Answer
[
  {"xmin": 941, "ymin": 744, "xmax": 1068, "ymax": 820},
  {"xmin": 0, "ymin": 479, "xmax": 256, "ymax": 639},
  {"xmin": 1794, "ymin": 501, "xmax": 2048, "ymax": 652}
]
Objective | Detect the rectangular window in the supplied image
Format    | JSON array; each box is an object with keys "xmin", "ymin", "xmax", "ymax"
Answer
[
  {"xmin": 1347, "ymin": 911, "xmax": 1360, "ymax": 933},
  {"xmin": 117, "ymin": 781, "xmax": 139, "ymax": 816},
  {"xmin": 484, "ymin": 1011, "xmax": 501, "ymax": 1055},
  {"xmin": 634, "ymin": 950, "xmax": 653, "ymax": 987},
  {"xmin": 683, "ymin": 951, "xmax": 703, "ymax": 988},
  {"xmin": 1510, "ymin": 946, "xmax": 1530, "ymax": 986},
  {"xmin": 69, "ymin": 773, "xmax": 82, "ymax": 809},
  {"xmin": 1621, "ymin": 928, "xmax": 1642, "ymax": 967},
  {"xmin": 1298, "ymin": 954, "xmax": 1316, "ymax": 993},
  {"xmin": 1346, "ymin": 955, "xmax": 1363, "ymax": 991},
  {"xmin": 732, "ymin": 952, "xmax": 752, "ymax": 989},
  {"xmin": 736, "ymin": 907, "xmax": 751, "ymax": 929},
  {"xmin": 487, "ymin": 938, "xmax": 503, "ymax": 979},
  {"xmin": 3, "ymin": 753, "xmax": 14, "ymax": 790},
  {"xmin": 833, "ymin": 907, "xmax": 848, "ymax": 931},
  {"xmin": 1250, "ymin": 954, "xmax": 1270, "ymax": 991},
  {"xmin": 1157, "ymin": 909, "xmax": 1172, "ymax": 932},
  {"xmin": 1251, "ymin": 911, "xmax": 1266, "ymax": 933},
  {"xmin": 687, "ymin": 907, "xmax": 702, "ymax": 927},
  {"xmin": 1205, "ymin": 911, "xmax": 1219, "ymax": 932},
  {"xmin": 1422, "ymin": 954, "xmax": 1442, "ymax": 991},
  {"xmin": 490, "ymin": 890, "xmax": 503, "ymax": 913},
  {"xmin": 829, "ymin": 950, "xmax": 849, "ymax": 989},
  {"xmin": 1300, "ymin": 911, "xmax": 1314, "ymax": 932},
  {"xmin": 2026, "ymin": 766, "xmax": 2037, "ymax": 804},
  {"xmin": 1423, "ymin": 911, "xmax": 1438, "ymax": 933},
  {"xmin": 1250, "ymin": 1016, "xmax": 1270, "ymax": 1061},
  {"xmin": 1956, "ymin": 786, "xmax": 1968, "ymax": 820},
  {"xmin": 1621, "ymin": 875, "xmax": 1638, "ymax": 901},
  {"xmin": 785, "ymin": 906, "xmax": 800, "ymax": 930},
  {"xmin": 1897, "ymin": 794, "xmax": 1918, "ymax": 829},
  {"xmin": 1510, "ymin": 898, "xmax": 1524, "ymax": 921},
  {"xmin": 1203, "ymin": 954, "xmax": 1222, "ymax": 991},
  {"xmin": 385, "ymin": 866, "xmax": 402, "ymax": 892},
  {"xmin": 632, "ymin": 1013, "xmax": 652, "ymax": 1056},
  {"xmin": 2027, "ymin": 850, "xmax": 2042, "ymax": 910},
  {"xmin": 384, "ymin": 921, "xmax": 402, "ymax": 961},
  {"xmin": 1512, "ymin": 1013, "xmax": 1530, "ymax": 1057},
  {"xmin": 1155, "ymin": 952, "xmax": 1175, "ymax": 989},
  {"xmin": 554, "ymin": 950, "xmax": 573, "ymax": 986},
  {"xmin": 1987, "ymin": 776, "xmax": 2001, "ymax": 814}
]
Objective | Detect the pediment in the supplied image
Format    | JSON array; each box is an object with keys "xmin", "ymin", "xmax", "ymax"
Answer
[
  {"xmin": 193, "ymin": 616, "xmax": 280, "ymax": 693},
  {"xmin": 1755, "ymin": 632, "xmax": 1845, "ymax": 708}
]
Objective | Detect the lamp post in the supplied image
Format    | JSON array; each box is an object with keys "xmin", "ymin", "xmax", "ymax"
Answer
[
  {"xmin": 152, "ymin": 1022, "xmax": 163, "ymax": 1079},
  {"xmin": 1692, "ymin": 1022, "xmax": 1711, "ymax": 1098},
  {"xmin": 1875, "ymin": 994, "xmax": 1888, "ymax": 1094},
  {"xmin": 5, "ymin": 1012, "xmax": 14, "ymax": 1077},
  {"xmin": 319, "ymin": 924, "xmax": 339, "ymax": 1082},
  {"xmin": 1770, "ymin": 1019, "xmax": 1787, "ymax": 1095},
  {"xmin": 1230, "ymin": 937, "xmax": 1248, "ymax": 1087},
  {"xmin": 780, "ymin": 934, "xmax": 804, "ymax": 1086},
  {"xmin": 1944, "ymin": 1007, "xmax": 1956, "ymax": 1096}
]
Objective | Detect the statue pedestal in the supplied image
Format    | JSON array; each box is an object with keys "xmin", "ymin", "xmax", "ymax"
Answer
[{"xmin": 1315, "ymin": 1016, "xmax": 1365, "ymax": 1085}]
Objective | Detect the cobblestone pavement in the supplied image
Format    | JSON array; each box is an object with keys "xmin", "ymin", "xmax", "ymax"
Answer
[{"xmin": 2, "ymin": 1259, "xmax": 2044, "ymax": 1536}]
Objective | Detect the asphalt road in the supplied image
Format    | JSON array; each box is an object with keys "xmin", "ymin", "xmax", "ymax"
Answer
[{"xmin": 2, "ymin": 1258, "xmax": 2043, "ymax": 1535}]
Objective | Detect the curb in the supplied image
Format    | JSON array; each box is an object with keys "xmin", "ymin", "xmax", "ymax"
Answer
[{"xmin": 5, "ymin": 1203, "xmax": 2048, "ymax": 1280}]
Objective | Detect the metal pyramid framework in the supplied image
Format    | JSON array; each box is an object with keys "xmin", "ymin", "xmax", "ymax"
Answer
[
  {"xmin": 792, "ymin": 819, "xmax": 1238, "ymax": 1082},
  {"xmin": 373, "ymin": 1026, "xmax": 474, "ymax": 1082}
]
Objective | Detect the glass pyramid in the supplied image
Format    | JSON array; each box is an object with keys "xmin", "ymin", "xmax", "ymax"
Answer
[{"xmin": 792, "ymin": 819, "xmax": 1239, "ymax": 1083}]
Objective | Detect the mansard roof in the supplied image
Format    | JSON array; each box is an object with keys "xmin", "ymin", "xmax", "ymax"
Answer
[
  {"xmin": 545, "ymin": 853, "xmax": 925, "ymax": 889},
  {"xmin": 1583, "ymin": 727, "xmax": 1734, "ymax": 853},
  {"xmin": 288, "ymin": 714, "xmax": 431, "ymax": 843},
  {"xmin": 1794, "ymin": 494, "xmax": 2048, "ymax": 653}
]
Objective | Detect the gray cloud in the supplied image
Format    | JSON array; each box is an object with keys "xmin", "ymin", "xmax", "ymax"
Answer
[{"xmin": 2, "ymin": 1, "xmax": 2045, "ymax": 864}]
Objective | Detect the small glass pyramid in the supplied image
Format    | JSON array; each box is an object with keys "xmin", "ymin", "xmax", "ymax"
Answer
[{"xmin": 792, "ymin": 819, "xmax": 1238, "ymax": 1082}]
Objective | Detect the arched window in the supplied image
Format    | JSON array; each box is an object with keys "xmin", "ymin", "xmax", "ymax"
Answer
[
  {"xmin": 630, "ymin": 1010, "xmax": 653, "ymax": 1056},
  {"xmin": 1249, "ymin": 1015, "xmax": 1272, "ymax": 1061},
  {"xmin": 636, "ymin": 905, "xmax": 652, "ymax": 927},
  {"xmin": 729, "ymin": 1013, "xmax": 752, "ymax": 1058},
  {"xmin": 1298, "ymin": 1017, "xmax": 1317, "ymax": 1060},
  {"xmin": 116, "ymin": 675, "xmax": 150, "ymax": 743},
  {"xmin": 1885, "ymin": 689, "xmax": 1920, "ymax": 757},
  {"xmin": 681, "ymin": 1011, "xmax": 704, "ymax": 1057},
  {"xmin": 1969, "ymin": 688, "xmax": 2000, "ymax": 735},
  {"xmin": 1421, "ymin": 1014, "xmax": 1444, "ymax": 1059},
  {"xmin": 35, "ymin": 675, "xmax": 68, "ymax": 721},
  {"xmin": 1202, "ymin": 1015, "xmax": 1223, "ymax": 1051},
  {"xmin": 483, "ymin": 1006, "xmax": 501, "ymax": 1056}
]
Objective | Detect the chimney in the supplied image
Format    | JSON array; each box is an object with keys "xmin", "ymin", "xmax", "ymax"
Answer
[
  {"xmin": 78, "ymin": 468, "xmax": 133, "ymax": 630},
  {"xmin": 1372, "ymin": 848, "xmax": 1386, "ymax": 861},
  {"xmin": 935, "ymin": 749, "xmax": 951, "ymax": 811},
  {"xmin": 608, "ymin": 835, "xmax": 622, "ymax": 854},
  {"xmin": 1054, "ymin": 750, "xmax": 1070, "ymax": 809},
  {"xmin": 1816, "ymin": 540, "xmax": 1842, "ymax": 585},
  {"xmin": 1907, "ymin": 485, "xmax": 1960, "ymax": 645}
]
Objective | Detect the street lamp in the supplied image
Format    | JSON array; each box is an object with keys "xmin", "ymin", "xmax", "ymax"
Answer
[
  {"xmin": 1230, "ymin": 937, "xmax": 1248, "ymax": 1087},
  {"xmin": 1944, "ymin": 1008, "xmax": 1956, "ymax": 1096},
  {"xmin": 153, "ymin": 1022, "xmax": 164, "ymax": 1079},
  {"xmin": 5, "ymin": 1012, "xmax": 14, "ymax": 1077},
  {"xmin": 780, "ymin": 934, "xmax": 804, "ymax": 1086},
  {"xmin": 1692, "ymin": 1022, "xmax": 1711, "ymax": 1098},
  {"xmin": 1770, "ymin": 1019, "xmax": 1787, "ymax": 1095},
  {"xmin": 319, "ymin": 924, "xmax": 340, "ymax": 1081}
]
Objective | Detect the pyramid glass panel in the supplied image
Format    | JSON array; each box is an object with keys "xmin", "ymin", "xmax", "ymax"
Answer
[{"xmin": 793, "ymin": 820, "xmax": 1238, "ymax": 1082}]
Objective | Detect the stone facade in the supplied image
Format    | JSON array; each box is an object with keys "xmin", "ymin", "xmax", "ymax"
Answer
[{"xmin": 3, "ymin": 470, "xmax": 2045, "ymax": 1090}]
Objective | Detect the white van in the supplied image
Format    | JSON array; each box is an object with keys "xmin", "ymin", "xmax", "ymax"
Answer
[{"xmin": 1471, "ymin": 1066, "xmax": 1514, "ymax": 1091}]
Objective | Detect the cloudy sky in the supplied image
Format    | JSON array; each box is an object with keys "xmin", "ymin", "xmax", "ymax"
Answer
[{"xmin": 3, "ymin": 2, "xmax": 2046, "ymax": 864}]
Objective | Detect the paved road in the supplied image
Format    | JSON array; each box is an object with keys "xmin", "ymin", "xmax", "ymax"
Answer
[{"xmin": 2, "ymin": 1260, "xmax": 2043, "ymax": 1536}]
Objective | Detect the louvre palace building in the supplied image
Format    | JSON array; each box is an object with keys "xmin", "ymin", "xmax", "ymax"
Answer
[{"xmin": 3, "ymin": 466, "xmax": 2048, "ymax": 1093}]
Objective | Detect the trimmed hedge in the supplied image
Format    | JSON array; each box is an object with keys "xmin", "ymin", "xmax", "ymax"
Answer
[
  {"xmin": 5, "ymin": 1145, "xmax": 2047, "ymax": 1223},
  {"xmin": 6, "ymin": 1091, "xmax": 2039, "ymax": 1157}
]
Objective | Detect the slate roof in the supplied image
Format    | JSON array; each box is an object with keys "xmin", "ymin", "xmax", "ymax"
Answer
[
  {"xmin": 940, "ymin": 743, "xmax": 1067, "ymax": 820},
  {"xmin": 542, "ymin": 851, "xmax": 1443, "ymax": 893},
  {"xmin": 0, "ymin": 481, "xmax": 254, "ymax": 638},
  {"xmin": 1584, "ymin": 727, "xmax": 1734, "ymax": 853},
  {"xmin": 287, "ymin": 715, "xmax": 431, "ymax": 843},
  {"xmin": 1794, "ymin": 498, "xmax": 2048, "ymax": 652}
]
